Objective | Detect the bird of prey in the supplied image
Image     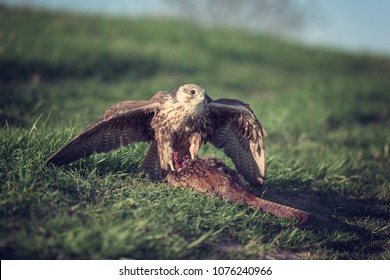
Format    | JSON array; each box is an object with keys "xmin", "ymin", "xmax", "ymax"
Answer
[
  {"xmin": 166, "ymin": 157, "xmax": 310, "ymax": 227},
  {"xmin": 46, "ymin": 84, "xmax": 267, "ymax": 187}
]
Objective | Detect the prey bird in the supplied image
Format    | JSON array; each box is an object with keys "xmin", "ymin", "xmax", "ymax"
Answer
[
  {"xmin": 46, "ymin": 84, "xmax": 267, "ymax": 187},
  {"xmin": 167, "ymin": 157, "xmax": 310, "ymax": 227}
]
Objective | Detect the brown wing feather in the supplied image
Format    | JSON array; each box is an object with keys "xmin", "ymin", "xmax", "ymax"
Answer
[
  {"xmin": 46, "ymin": 99, "xmax": 161, "ymax": 166},
  {"xmin": 139, "ymin": 141, "xmax": 163, "ymax": 180},
  {"xmin": 207, "ymin": 98, "xmax": 267, "ymax": 188}
]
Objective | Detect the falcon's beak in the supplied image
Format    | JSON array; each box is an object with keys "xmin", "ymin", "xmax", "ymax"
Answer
[{"xmin": 199, "ymin": 89, "xmax": 207, "ymax": 103}]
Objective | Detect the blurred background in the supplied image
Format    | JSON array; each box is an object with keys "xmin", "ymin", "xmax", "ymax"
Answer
[
  {"xmin": 1, "ymin": 0, "xmax": 389, "ymax": 128},
  {"xmin": 2, "ymin": 0, "xmax": 390, "ymax": 55}
]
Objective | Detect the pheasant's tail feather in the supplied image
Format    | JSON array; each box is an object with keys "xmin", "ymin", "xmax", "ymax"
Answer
[{"xmin": 245, "ymin": 196, "xmax": 311, "ymax": 227}]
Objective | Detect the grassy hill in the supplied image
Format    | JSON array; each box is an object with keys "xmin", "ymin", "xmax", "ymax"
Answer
[{"xmin": 1, "ymin": 5, "xmax": 389, "ymax": 259}]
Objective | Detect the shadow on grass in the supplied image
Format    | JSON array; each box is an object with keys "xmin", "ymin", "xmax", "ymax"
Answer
[{"xmin": 261, "ymin": 179, "xmax": 389, "ymax": 259}]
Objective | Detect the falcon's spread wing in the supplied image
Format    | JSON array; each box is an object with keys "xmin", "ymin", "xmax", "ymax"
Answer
[
  {"xmin": 207, "ymin": 98, "xmax": 267, "ymax": 188},
  {"xmin": 46, "ymin": 98, "xmax": 163, "ymax": 166}
]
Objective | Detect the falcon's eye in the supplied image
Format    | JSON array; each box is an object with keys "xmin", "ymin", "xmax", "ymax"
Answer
[{"xmin": 190, "ymin": 90, "xmax": 196, "ymax": 95}]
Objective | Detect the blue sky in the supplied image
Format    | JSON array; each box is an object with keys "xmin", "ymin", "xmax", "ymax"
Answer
[
  {"xmin": 2, "ymin": 0, "xmax": 390, "ymax": 55},
  {"xmin": 300, "ymin": 0, "xmax": 390, "ymax": 54}
]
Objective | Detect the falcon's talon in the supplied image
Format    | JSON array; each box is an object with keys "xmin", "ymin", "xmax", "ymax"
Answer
[{"xmin": 169, "ymin": 161, "xmax": 176, "ymax": 172}]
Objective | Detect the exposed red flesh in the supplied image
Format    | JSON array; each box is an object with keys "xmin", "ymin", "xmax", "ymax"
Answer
[{"xmin": 173, "ymin": 152, "xmax": 190, "ymax": 170}]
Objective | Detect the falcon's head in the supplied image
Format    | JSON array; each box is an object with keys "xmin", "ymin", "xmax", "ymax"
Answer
[{"xmin": 174, "ymin": 84, "xmax": 210, "ymax": 114}]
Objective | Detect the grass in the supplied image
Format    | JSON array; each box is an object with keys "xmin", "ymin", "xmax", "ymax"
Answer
[{"xmin": 1, "ymin": 4, "xmax": 389, "ymax": 259}]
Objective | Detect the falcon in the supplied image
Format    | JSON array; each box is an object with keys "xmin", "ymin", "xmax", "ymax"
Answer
[{"xmin": 46, "ymin": 84, "xmax": 267, "ymax": 187}]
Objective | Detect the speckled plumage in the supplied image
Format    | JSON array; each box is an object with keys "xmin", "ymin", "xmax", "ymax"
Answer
[
  {"xmin": 46, "ymin": 84, "xmax": 267, "ymax": 187},
  {"xmin": 166, "ymin": 158, "xmax": 310, "ymax": 227}
]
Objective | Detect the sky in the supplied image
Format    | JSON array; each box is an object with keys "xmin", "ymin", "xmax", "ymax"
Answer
[
  {"xmin": 300, "ymin": 0, "xmax": 390, "ymax": 55},
  {"xmin": 2, "ymin": 0, "xmax": 390, "ymax": 55}
]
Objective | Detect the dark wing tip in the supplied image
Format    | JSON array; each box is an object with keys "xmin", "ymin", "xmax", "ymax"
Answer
[
  {"xmin": 45, "ymin": 157, "xmax": 58, "ymax": 166},
  {"xmin": 45, "ymin": 151, "xmax": 63, "ymax": 167},
  {"xmin": 45, "ymin": 151, "xmax": 77, "ymax": 167}
]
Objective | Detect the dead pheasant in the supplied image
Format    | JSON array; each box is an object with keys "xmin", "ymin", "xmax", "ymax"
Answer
[{"xmin": 166, "ymin": 157, "xmax": 310, "ymax": 227}]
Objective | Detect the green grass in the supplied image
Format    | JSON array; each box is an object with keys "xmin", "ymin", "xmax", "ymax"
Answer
[{"xmin": 1, "ymin": 5, "xmax": 389, "ymax": 259}]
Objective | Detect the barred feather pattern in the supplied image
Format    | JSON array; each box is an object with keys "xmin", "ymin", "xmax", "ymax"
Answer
[
  {"xmin": 46, "ymin": 100, "xmax": 158, "ymax": 166},
  {"xmin": 207, "ymin": 100, "xmax": 267, "ymax": 187}
]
